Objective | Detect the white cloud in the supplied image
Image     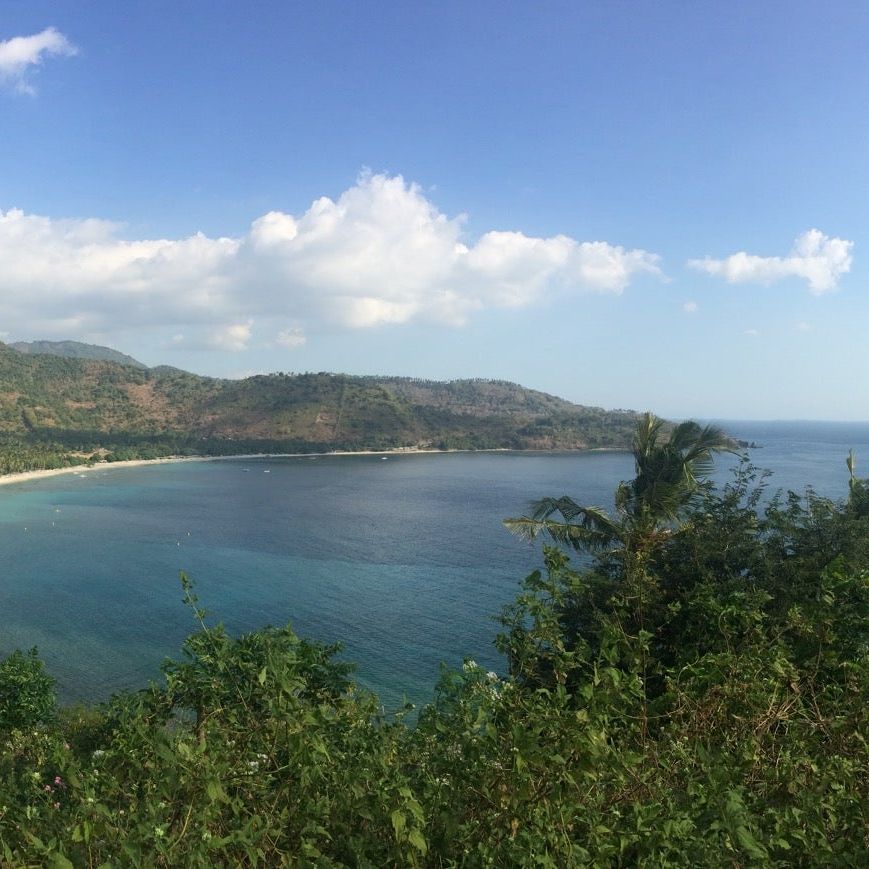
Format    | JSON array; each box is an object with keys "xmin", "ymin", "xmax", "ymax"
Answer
[
  {"xmin": 166, "ymin": 321, "xmax": 252, "ymax": 352},
  {"xmin": 687, "ymin": 229, "xmax": 853, "ymax": 294},
  {"xmin": 275, "ymin": 328, "xmax": 306, "ymax": 349},
  {"xmin": 0, "ymin": 27, "xmax": 77, "ymax": 95},
  {"xmin": 459, "ymin": 232, "xmax": 660, "ymax": 309},
  {"xmin": 744, "ymin": 328, "xmax": 760, "ymax": 337},
  {"xmin": 795, "ymin": 321, "xmax": 811, "ymax": 332},
  {"xmin": 0, "ymin": 173, "xmax": 664, "ymax": 349},
  {"xmin": 682, "ymin": 300, "xmax": 698, "ymax": 313},
  {"xmin": 0, "ymin": 207, "xmax": 239, "ymax": 327},
  {"xmin": 209, "ymin": 321, "xmax": 252, "ymax": 351}
]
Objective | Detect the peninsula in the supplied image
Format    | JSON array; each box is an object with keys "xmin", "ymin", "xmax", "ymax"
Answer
[{"xmin": 0, "ymin": 341, "xmax": 640, "ymax": 475}]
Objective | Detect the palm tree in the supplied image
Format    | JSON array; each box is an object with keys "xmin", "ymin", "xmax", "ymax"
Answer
[{"xmin": 504, "ymin": 413, "xmax": 735, "ymax": 563}]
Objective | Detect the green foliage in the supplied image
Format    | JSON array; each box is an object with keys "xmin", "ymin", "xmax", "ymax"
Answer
[
  {"xmin": 0, "ymin": 417, "xmax": 865, "ymax": 864},
  {"xmin": 0, "ymin": 648, "xmax": 56, "ymax": 731}
]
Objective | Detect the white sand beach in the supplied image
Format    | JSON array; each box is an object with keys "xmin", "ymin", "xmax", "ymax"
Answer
[
  {"xmin": 0, "ymin": 447, "xmax": 523, "ymax": 489},
  {"xmin": 0, "ymin": 456, "xmax": 200, "ymax": 488}
]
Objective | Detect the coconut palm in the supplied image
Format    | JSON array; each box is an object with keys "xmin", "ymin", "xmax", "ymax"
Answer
[{"xmin": 504, "ymin": 413, "xmax": 735, "ymax": 561}]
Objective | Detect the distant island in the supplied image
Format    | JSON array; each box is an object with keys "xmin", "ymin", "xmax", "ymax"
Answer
[{"xmin": 0, "ymin": 340, "xmax": 643, "ymax": 475}]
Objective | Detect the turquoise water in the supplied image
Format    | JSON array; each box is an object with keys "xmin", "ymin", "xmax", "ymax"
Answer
[
  {"xmin": 0, "ymin": 451, "xmax": 630, "ymax": 709},
  {"xmin": 1, "ymin": 421, "xmax": 866, "ymax": 710}
]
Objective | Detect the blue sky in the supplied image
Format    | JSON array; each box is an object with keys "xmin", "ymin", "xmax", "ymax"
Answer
[{"xmin": 1, "ymin": 1, "xmax": 868, "ymax": 420}]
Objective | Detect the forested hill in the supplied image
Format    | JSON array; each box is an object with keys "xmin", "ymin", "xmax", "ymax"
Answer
[
  {"xmin": 0, "ymin": 341, "xmax": 639, "ymax": 466},
  {"xmin": 8, "ymin": 340, "xmax": 147, "ymax": 369}
]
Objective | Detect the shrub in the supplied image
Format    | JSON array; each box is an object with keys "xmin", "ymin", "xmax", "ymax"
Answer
[{"xmin": 0, "ymin": 648, "xmax": 56, "ymax": 731}]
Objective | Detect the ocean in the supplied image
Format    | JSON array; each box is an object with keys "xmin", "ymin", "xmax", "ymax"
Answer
[{"xmin": 1, "ymin": 420, "xmax": 867, "ymax": 710}]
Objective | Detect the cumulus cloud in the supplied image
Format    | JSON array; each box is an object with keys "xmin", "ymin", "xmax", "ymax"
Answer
[
  {"xmin": 170, "ymin": 321, "xmax": 253, "ymax": 352},
  {"xmin": 207, "ymin": 321, "xmax": 253, "ymax": 351},
  {"xmin": 0, "ymin": 208, "xmax": 239, "ymax": 331},
  {"xmin": 682, "ymin": 300, "xmax": 698, "ymax": 313},
  {"xmin": 0, "ymin": 27, "xmax": 77, "ymax": 94},
  {"xmin": 688, "ymin": 230, "xmax": 853, "ymax": 294},
  {"xmin": 0, "ymin": 173, "xmax": 663, "ymax": 349}
]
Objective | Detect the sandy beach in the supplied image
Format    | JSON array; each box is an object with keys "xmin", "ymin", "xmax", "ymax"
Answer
[
  {"xmin": 0, "ymin": 447, "xmax": 525, "ymax": 489},
  {"xmin": 0, "ymin": 456, "xmax": 203, "ymax": 488}
]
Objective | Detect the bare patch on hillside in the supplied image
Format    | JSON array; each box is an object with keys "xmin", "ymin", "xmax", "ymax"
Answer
[{"xmin": 123, "ymin": 382, "xmax": 178, "ymax": 425}]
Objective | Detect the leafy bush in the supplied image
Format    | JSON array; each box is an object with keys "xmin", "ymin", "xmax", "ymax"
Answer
[{"xmin": 0, "ymin": 648, "xmax": 56, "ymax": 731}]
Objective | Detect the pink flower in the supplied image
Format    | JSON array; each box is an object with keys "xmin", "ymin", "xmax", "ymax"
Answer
[
  {"xmin": 54, "ymin": 776, "xmax": 63, "ymax": 786},
  {"xmin": 44, "ymin": 785, "xmax": 53, "ymax": 792}
]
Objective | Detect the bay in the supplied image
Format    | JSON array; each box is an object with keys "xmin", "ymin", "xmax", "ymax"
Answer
[{"xmin": 0, "ymin": 420, "xmax": 866, "ymax": 711}]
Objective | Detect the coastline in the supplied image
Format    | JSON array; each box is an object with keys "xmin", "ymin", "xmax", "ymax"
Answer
[
  {"xmin": 0, "ymin": 448, "xmax": 492, "ymax": 489},
  {"xmin": 0, "ymin": 444, "xmax": 628, "ymax": 490},
  {"xmin": 0, "ymin": 456, "xmax": 201, "ymax": 489}
]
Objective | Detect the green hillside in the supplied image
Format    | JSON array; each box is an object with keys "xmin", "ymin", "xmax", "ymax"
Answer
[
  {"xmin": 0, "ymin": 342, "xmax": 640, "ymax": 472},
  {"xmin": 9, "ymin": 340, "xmax": 148, "ymax": 369}
]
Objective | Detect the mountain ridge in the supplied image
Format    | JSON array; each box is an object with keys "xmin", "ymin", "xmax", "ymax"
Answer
[
  {"xmin": 9, "ymin": 340, "xmax": 148, "ymax": 370},
  {"xmin": 0, "ymin": 340, "xmax": 642, "ymax": 466}
]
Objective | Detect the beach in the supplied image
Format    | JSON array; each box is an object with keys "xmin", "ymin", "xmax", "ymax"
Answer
[
  {"xmin": 0, "ymin": 447, "xmax": 525, "ymax": 489},
  {"xmin": 0, "ymin": 456, "xmax": 201, "ymax": 488}
]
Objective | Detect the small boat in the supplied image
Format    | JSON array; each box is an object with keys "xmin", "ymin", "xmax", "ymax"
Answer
[{"xmin": 263, "ymin": 469, "xmax": 271, "ymax": 473}]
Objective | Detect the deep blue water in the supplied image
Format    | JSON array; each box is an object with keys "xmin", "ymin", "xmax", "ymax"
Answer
[{"xmin": 1, "ymin": 420, "xmax": 867, "ymax": 710}]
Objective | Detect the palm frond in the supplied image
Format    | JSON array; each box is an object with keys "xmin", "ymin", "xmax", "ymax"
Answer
[
  {"xmin": 666, "ymin": 420, "xmax": 703, "ymax": 453},
  {"xmin": 624, "ymin": 416, "xmax": 735, "ymax": 522},
  {"xmin": 682, "ymin": 424, "xmax": 735, "ymax": 460},
  {"xmin": 505, "ymin": 414, "xmax": 734, "ymax": 560},
  {"xmin": 504, "ymin": 497, "xmax": 621, "ymax": 552},
  {"xmin": 633, "ymin": 412, "xmax": 665, "ymax": 465}
]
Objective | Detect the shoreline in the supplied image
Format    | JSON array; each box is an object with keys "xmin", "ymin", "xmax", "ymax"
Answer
[{"xmin": 0, "ymin": 445, "xmax": 628, "ymax": 490}]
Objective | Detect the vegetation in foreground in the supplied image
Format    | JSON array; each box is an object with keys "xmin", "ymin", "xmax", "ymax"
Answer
[{"xmin": 0, "ymin": 415, "xmax": 866, "ymax": 866}]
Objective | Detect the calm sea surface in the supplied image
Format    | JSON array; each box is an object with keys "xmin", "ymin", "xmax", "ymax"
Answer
[{"xmin": 1, "ymin": 420, "xmax": 867, "ymax": 709}]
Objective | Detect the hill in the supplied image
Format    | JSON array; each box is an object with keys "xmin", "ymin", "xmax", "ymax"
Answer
[
  {"xmin": 9, "ymin": 340, "xmax": 148, "ymax": 369},
  {"xmin": 0, "ymin": 341, "xmax": 641, "ymax": 470}
]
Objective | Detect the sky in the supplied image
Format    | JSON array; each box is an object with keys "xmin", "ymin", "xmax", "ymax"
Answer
[{"xmin": 1, "ymin": 1, "xmax": 868, "ymax": 420}]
